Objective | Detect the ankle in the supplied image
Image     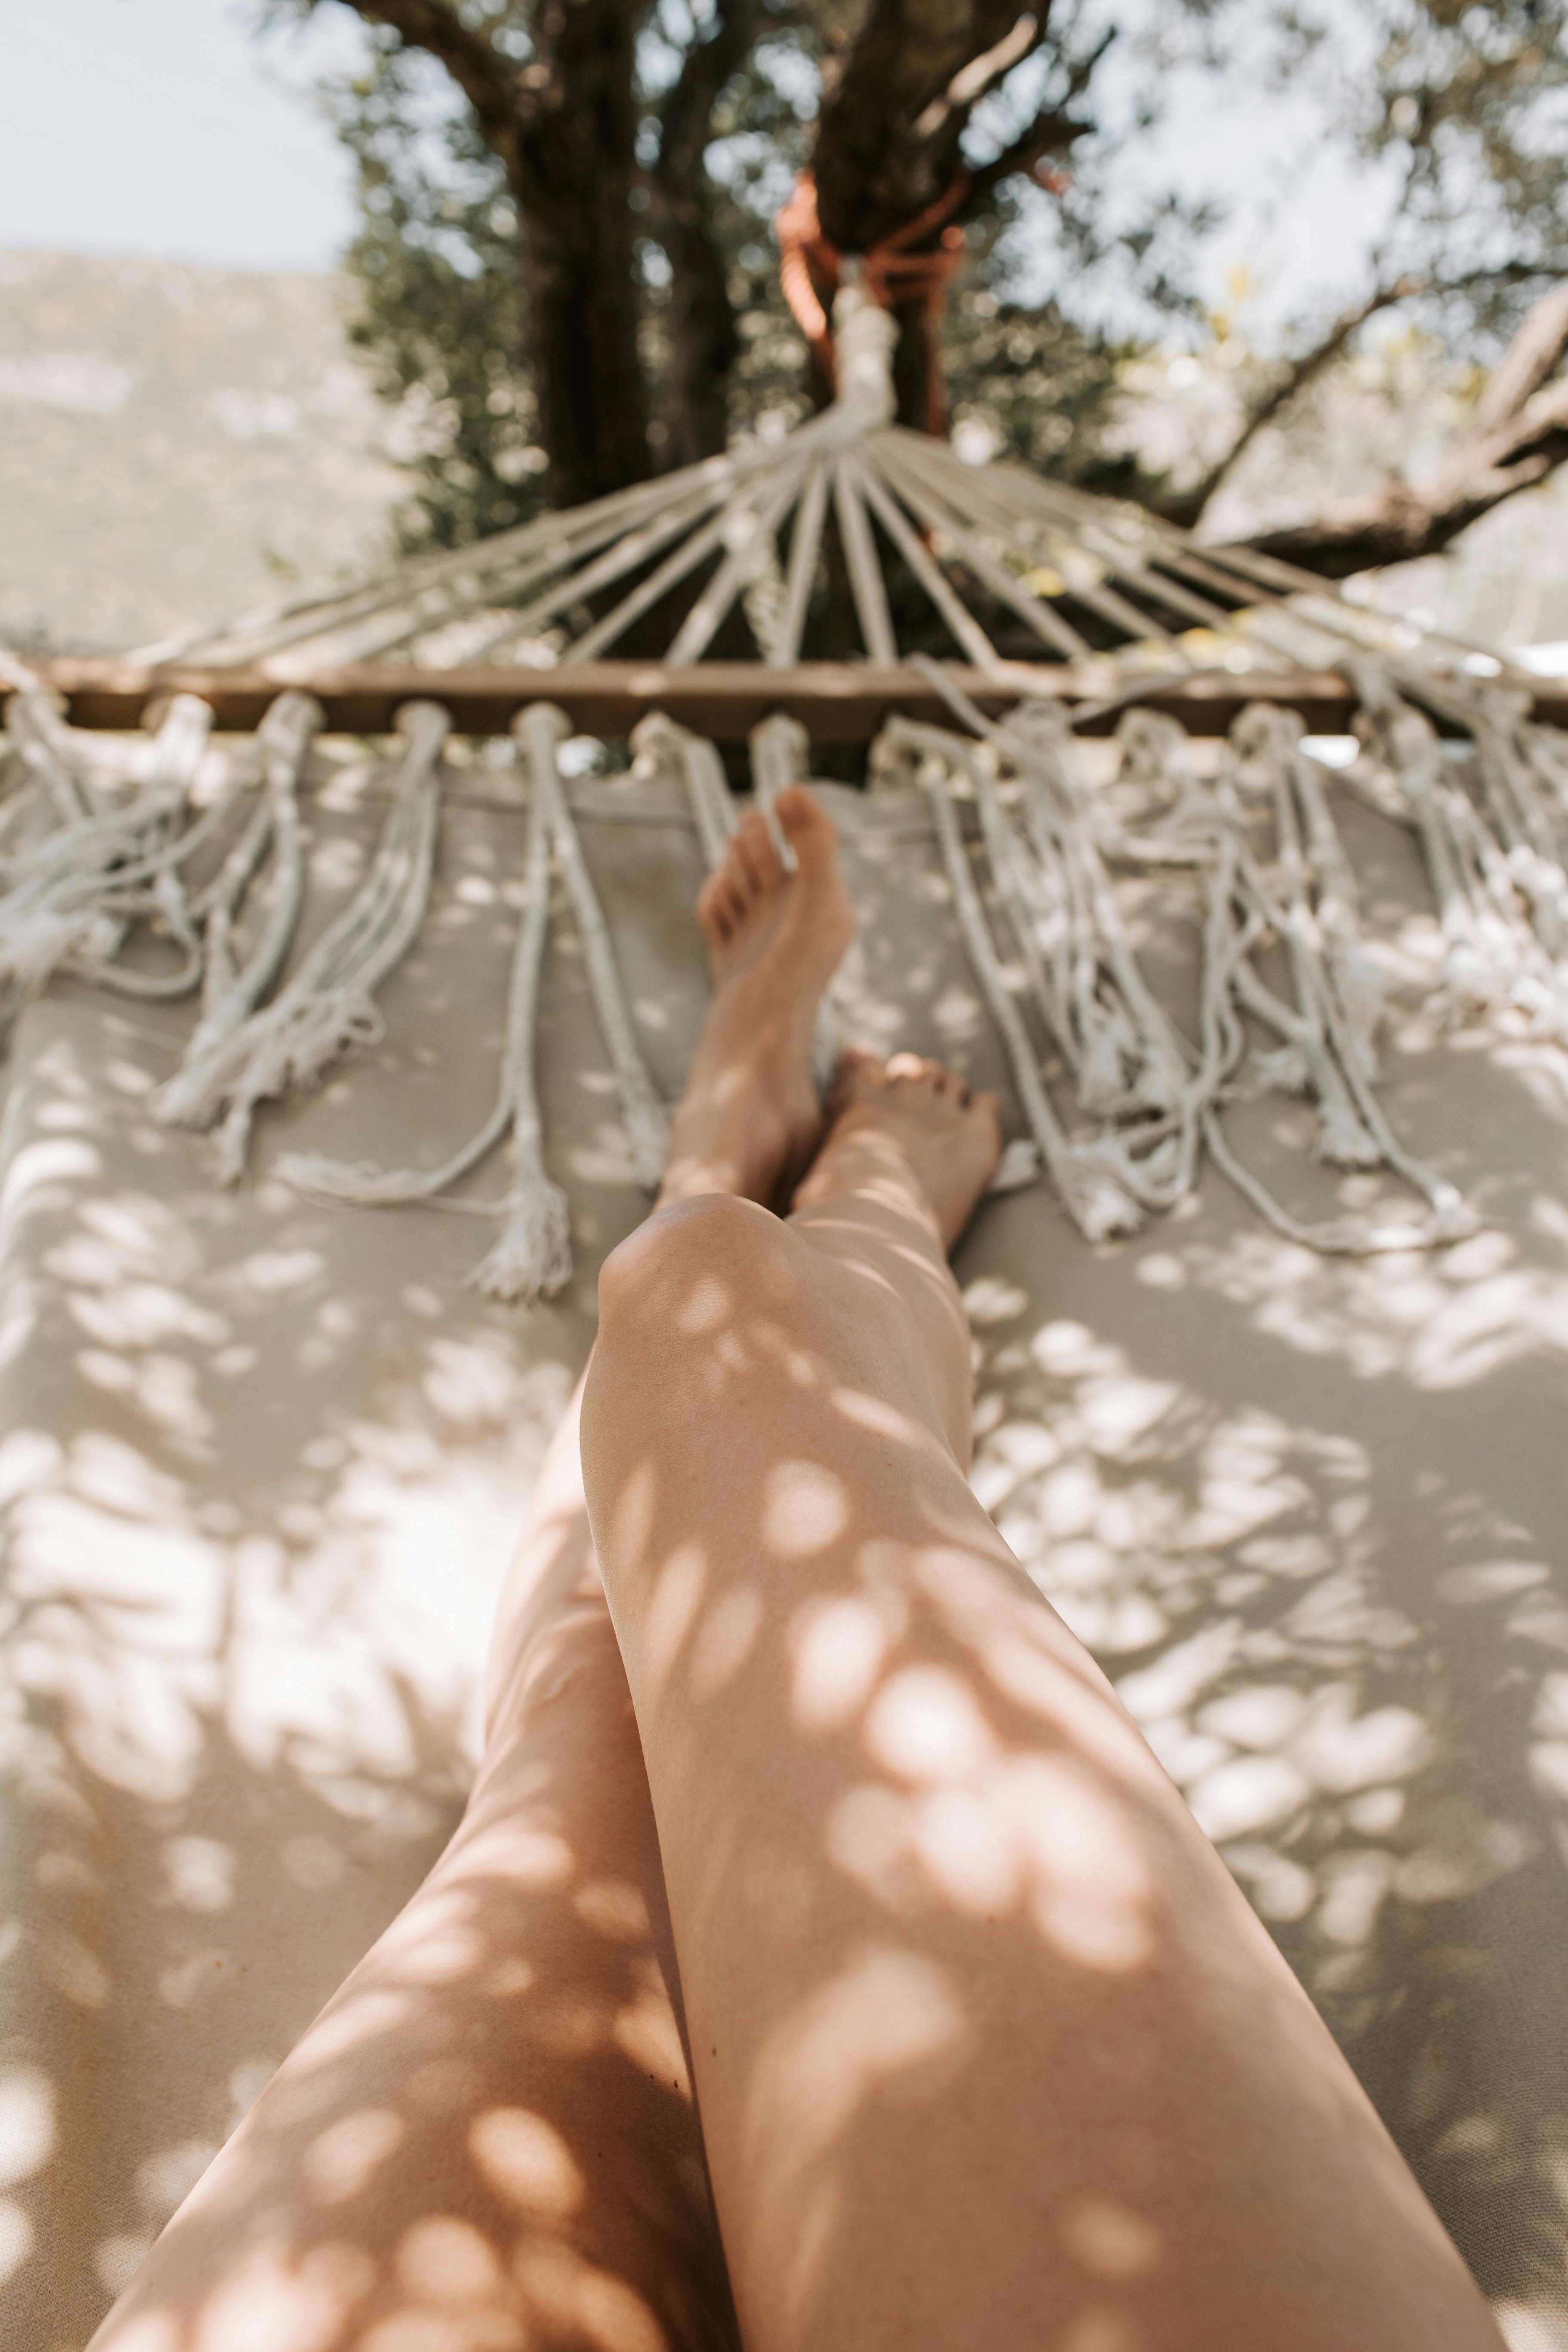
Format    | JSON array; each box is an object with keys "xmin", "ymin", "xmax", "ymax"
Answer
[
  {"xmin": 657, "ymin": 1112, "xmax": 790, "ymax": 1210},
  {"xmin": 792, "ymin": 1122, "xmax": 941, "ymax": 1235}
]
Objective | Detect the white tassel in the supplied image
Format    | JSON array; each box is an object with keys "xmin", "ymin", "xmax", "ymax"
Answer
[
  {"xmin": 1076, "ymin": 1013, "xmax": 1135, "ymax": 1115},
  {"xmin": 900, "ymin": 658, "xmax": 1476, "ymax": 1252},
  {"xmin": 156, "ymin": 691, "xmax": 322, "ymax": 1126},
  {"xmin": 631, "ymin": 711, "xmax": 737, "ymax": 868},
  {"xmin": 748, "ymin": 712, "xmax": 809, "ymax": 836},
  {"xmin": 1231, "ymin": 704, "xmax": 1385, "ymax": 1170},
  {"xmin": 467, "ymin": 1178, "xmax": 573, "ymax": 1304},
  {"xmin": 1052, "ymin": 1146, "xmax": 1148, "ymax": 1243},
  {"xmin": 1284, "ymin": 724, "xmax": 1386, "ymax": 1078},
  {"xmin": 515, "ymin": 704, "xmax": 669, "ymax": 1191},
  {"xmin": 196, "ymin": 699, "xmax": 448, "ymax": 1179},
  {"xmin": 1312, "ymin": 1086, "xmax": 1385, "ymax": 1171},
  {"xmin": 917, "ymin": 741, "xmax": 1142, "ymax": 1240},
  {"xmin": 1358, "ymin": 662, "xmax": 1568, "ymax": 1047},
  {"xmin": 464, "ymin": 752, "xmax": 573, "ymax": 1301},
  {"xmin": 1251, "ymin": 1042, "xmax": 1313, "ymax": 1096},
  {"xmin": 0, "ymin": 654, "xmax": 99, "ymax": 827},
  {"xmin": 0, "ymin": 689, "xmax": 214, "ymax": 1003},
  {"xmin": 941, "ymin": 726, "xmax": 1076, "ymax": 1061},
  {"xmin": 278, "ymin": 723, "xmax": 573, "ymax": 1304}
]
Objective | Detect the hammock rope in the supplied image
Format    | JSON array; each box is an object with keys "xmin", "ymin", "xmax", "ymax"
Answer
[
  {"xmin": 279, "ymin": 704, "xmax": 681, "ymax": 1297},
  {"xmin": 775, "ymin": 172, "xmax": 968, "ymax": 431},
  {"xmin": 0, "ymin": 677, "xmax": 217, "ymax": 1010},
  {"xmin": 277, "ymin": 714, "xmax": 573, "ymax": 1305},
  {"xmin": 164, "ymin": 698, "xmax": 450, "ymax": 1181},
  {"xmin": 900, "ymin": 659, "xmax": 1483, "ymax": 1253},
  {"xmin": 5, "ymin": 650, "xmax": 1568, "ymax": 1272},
  {"xmin": 5, "ymin": 226, "xmax": 1568, "ymax": 1289},
  {"xmin": 156, "ymin": 691, "xmax": 322, "ymax": 1126}
]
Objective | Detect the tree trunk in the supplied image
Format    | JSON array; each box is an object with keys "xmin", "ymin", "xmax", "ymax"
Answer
[
  {"xmin": 814, "ymin": 0, "xmax": 1020, "ymax": 249},
  {"xmin": 514, "ymin": 199, "xmax": 650, "ymax": 508},
  {"xmin": 650, "ymin": 0, "xmax": 756, "ymax": 472},
  {"xmin": 336, "ymin": 0, "xmax": 651, "ymax": 508},
  {"xmin": 810, "ymin": 0, "xmax": 1075, "ymax": 432},
  {"xmin": 655, "ymin": 198, "xmax": 741, "ymax": 469},
  {"xmin": 890, "ymin": 291, "xmax": 940, "ymax": 433},
  {"xmin": 511, "ymin": 0, "xmax": 650, "ymax": 506}
]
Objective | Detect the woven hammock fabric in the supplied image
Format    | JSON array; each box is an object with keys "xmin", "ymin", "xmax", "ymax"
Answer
[
  {"xmin": 1, "ymin": 733, "xmax": 1566, "ymax": 2348},
  {"xmin": 5, "ymin": 277, "xmax": 1568, "ymax": 2346}
]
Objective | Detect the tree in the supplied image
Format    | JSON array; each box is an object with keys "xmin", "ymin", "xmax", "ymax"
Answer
[
  {"xmin": 265, "ymin": 0, "xmax": 1568, "ymax": 577},
  {"xmin": 1144, "ymin": 0, "xmax": 1568, "ymax": 572}
]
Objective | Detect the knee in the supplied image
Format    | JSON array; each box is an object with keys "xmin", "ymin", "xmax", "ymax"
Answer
[{"xmin": 597, "ymin": 1192, "xmax": 799, "ymax": 1352}]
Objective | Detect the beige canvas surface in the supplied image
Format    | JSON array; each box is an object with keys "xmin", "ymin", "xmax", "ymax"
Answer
[{"xmin": 2, "ymin": 742, "xmax": 1566, "ymax": 2349}]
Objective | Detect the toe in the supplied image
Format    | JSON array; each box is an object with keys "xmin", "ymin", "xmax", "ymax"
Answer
[
  {"xmin": 776, "ymin": 784, "xmax": 838, "ymax": 876},
  {"xmin": 829, "ymin": 1046, "xmax": 883, "ymax": 1105},
  {"xmin": 891, "ymin": 1055, "xmax": 953, "ymax": 1094},
  {"xmin": 696, "ymin": 872, "xmax": 730, "ymax": 942},
  {"xmin": 735, "ymin": 808, "xmax": 780, "ymax": 897},
  {"xmin": 715, "ymin": 838, "xmax": 752, "ymax": 908}
]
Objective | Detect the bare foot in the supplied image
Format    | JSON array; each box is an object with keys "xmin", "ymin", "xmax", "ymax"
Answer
[
  {"xmin": 660, "ymin": 787, "xmax": 854, "ymax": 1207},
  {"xmin": 793, "ymin": 1049, "xmax": 1002, "ymax": 1251}
]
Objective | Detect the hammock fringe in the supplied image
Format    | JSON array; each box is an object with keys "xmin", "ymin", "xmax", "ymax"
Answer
[
  {"xmin": 183, "ymin": 698, "xmax": 448, "ymax": 1180},
  {"xmin": 5, "ymin": 646, "xmax": 1568, "ymax": 1280}
]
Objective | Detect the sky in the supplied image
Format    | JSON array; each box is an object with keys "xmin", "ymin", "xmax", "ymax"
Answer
[{"xmin": 0, "ymin": 1, "xmax": 364, "ymax": 272}]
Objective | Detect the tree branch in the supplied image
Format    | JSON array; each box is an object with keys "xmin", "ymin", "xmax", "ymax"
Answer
[
  {"xmin": 1223, "ymin": 280, "xmax": 1568, "ymax": 578},
  {"xmin": 328, "ymin": 0, "xmax": 652, "ymax": 504},
  {"xmin": 332, "ymin": 0, "xmax": 531, "ymax": 189},
  {"xmin": 814, "ymin": 0, "xmax": 1047, "ymax": 251},
  {"xmin": 954, "ymin": 18, "xmax": 1104, "ymax": 218},
  {"xmin": 1159, "ymin": 274, "xmax": 1424, "ymax": 531},
  {"xmin": 913, "ymin": 11, "xmax": 1047, "ymax": 148},
  {"xmin": 1433, "ymin": 282, "xmax": 1568, "ymax": 487},
  {"xmin": 958, "ymin": 101, "xmax": 1087, "ymax": 217},
  {"xmin": 656, "ymin": 0, "xmax": 760, "ymax": 187},
  {"xmin": 1165, "ymin": 262, "xmax": 1556, "ymax": 532}
]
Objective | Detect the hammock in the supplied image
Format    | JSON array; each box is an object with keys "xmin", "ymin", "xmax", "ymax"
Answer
[
  {"xmin": 6, "ymin": 286, "xmax": 1568, "ymax": 2352},
  {"xmin": 4, "ymin": 283, "xmax": 1568, "ymax": 1295}
]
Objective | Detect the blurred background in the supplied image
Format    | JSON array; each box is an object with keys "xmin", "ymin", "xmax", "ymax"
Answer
[{"xmin": 3, "ymin": 0, "xmax": 1567, "ymax": 670}]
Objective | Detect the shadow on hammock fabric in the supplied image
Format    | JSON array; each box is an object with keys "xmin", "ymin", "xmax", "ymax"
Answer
[{"xmin": 0, "ymin": 731, "xmax": 1565, "ymax": 2345}]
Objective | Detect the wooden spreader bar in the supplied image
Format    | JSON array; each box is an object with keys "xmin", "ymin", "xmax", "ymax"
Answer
[{"xmin": 6, "ymin": 657, "xmax": 1526, "ymax": 742}]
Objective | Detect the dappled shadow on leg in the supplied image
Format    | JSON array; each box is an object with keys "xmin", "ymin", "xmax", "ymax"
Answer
[
  {"xmin": 91, "ymin": 1445, "xmax": 739, "ymax": 2352},
  {"xmin": 956, "ymin": 1174, "xmax": 1568, "ymax": 2331},
  {"xmin": 582, "ymin": 1190, "xmax": 1505, "ymax": 2352}
]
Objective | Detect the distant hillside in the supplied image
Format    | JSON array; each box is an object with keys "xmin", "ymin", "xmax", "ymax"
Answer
[
  {"xmin": 2, "ymin": 247, "xmax": 1565, "ymax": 661},
  {"xmin": 0, "ymin": 250, "xmax": 402, "ymax": 655}
]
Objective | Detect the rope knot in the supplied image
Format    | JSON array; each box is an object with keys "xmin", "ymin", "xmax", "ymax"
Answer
[{"xmin": 775, "ymin": 171, "xmax": 968, "ymax": 432}]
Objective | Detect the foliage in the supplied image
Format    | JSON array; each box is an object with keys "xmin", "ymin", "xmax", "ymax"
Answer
[
  {"xmin": 273, "ymin": 0, "xmax": 1568, "ymax": 563},
  {"xmin": 314, "ymin": 6, "xmax": 1130, "ymax": 552},
  {"xmin": 330, "ymin": 34, "xmax": 545, "ymax": 551}
]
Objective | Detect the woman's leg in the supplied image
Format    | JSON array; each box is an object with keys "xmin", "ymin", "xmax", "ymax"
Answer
[
  {"xmin": 89, "ymin": 782, "xmax": 848, "ymax": 2352},
  {"xmin": 91, "ymin": 1375, "xmax": 739, "ymax": 2352},
  {"xmin": 580, "ymin": 820, "xmax": 1505, "ymax": 2350}
]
